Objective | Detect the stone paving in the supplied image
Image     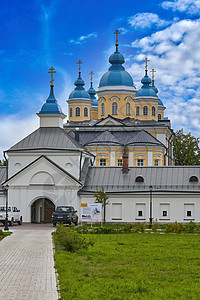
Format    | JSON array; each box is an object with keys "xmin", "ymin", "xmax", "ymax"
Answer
[{"xmin": 0, "ymin": 224, "xmax": 58, "ymax": 300}]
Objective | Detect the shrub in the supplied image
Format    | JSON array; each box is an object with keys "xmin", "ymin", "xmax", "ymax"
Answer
[
  {"xmin": 53, "ymin": 224, "xmax": 90, "ymax": 252},
  {"xmin": 135, "ymin": 222, "xmax": 146, "ymax": 233},
  {"xmin": 152, "ymin": 221, "xmax": 160, "ymax": 233},
  {"xmin": 185, "ymin": 221, "xmax": 197, "ymax": 233},
  {"xmin": 164, "ymin": 222, "xmax": 185, "ymax": 234}
]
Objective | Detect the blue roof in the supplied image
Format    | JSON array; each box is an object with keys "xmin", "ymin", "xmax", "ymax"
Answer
[
  {"xmin": 99, "ymin": 45, "xmax": 134, "ymax": 87},
  {"xmin": 88, "ymin": 83, "xmax": 98, "ymax": 107},
  {"xmin": 69, "ymin": 73, "xmax": 90, "ymax": 99},
  {"xmin": 39, "ymin": 86, "xmax": 63, "ymax": 114},
  {"xmin": 152, "ymin": 81, "xmax": 158, "ymax": 94},
  {"xmin": 136, "ymin": 71, "xmax": 157, "ymax": 98},
  {"xmin": 158, "ymin": 99, "xmax": 164, "ymax": 106}
]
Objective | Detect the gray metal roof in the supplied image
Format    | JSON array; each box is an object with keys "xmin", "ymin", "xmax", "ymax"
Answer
[
  {"xmin": 79, "ymin": 166, "xmax": 200, "ymax": 194},
  {"xmin": 8, "ymin": 127, "xmax": 85, "ymax": 152},
  {"xmin": 69, "ymin": 129, "xmax": 163, "ymax": 147},
  {"xmin": 0, "ymin": 167, "xmax": 6, "ymax": 190},
  {"xmin": 64, "ymin": 115, "xmax": 171, "ymax": 128},
  {"xmin": 85, "ymin": 130, "xmax": 122, "ymax": 146}
]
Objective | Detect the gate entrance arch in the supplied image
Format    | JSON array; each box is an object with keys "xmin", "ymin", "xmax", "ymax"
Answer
[{"xmin": 31, "ymin": 198, "xmax": 55, "ymax": 223}]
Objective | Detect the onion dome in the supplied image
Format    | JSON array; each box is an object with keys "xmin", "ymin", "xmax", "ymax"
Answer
[
  {"xmin": 151, "ymin": 80, "xmax": 158, "ymax": 94},
  {"xmin": 69, "ymin": 72, "xmax": 90, "ymax": 99},
  {"xmin": 99, "ymin": 44, "xmax": 134, "ymax": 87},
  {"xmin": 135, "ymin": 70, "xmax": 157, "ymax": 98},
  {"xmin": 39, "ymin": 86, "xmax": 63, "ymax": 114},
  {"xmin": 158, "ymin": 99, "xmax": 164, "ymax": 106},
  {"xmin": 88, "ymin": 83, "xmax": 98, "ymax": 106}
]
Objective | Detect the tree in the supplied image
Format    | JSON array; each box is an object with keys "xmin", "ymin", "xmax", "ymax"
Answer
[
  {"xmin": 173, "ymin": 129, "xmax": 200, "ymax": 165},
  {"xmin": 0, "ymin": 159, "xmax": 6, "ymax": 166},
  {"xmin": 94, "ymin": 187, "xmax": 109, "ymax": 223}
]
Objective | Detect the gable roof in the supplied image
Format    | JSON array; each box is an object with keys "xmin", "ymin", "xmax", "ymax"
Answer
[
  {"xmin": 127, "ymin": 130, "xmax": 164, "ymax": 146},
  {"xmin": 79, "ymin": 166, "xmax": 200, "ymax": 194},
  {"xmin": 7, "ymin": 127, "xmax": 85, "ymax": 152},
  {"xmin": 0, "ymin": 167, "xmax": 6, "ymax": 191},
  {"xmin": 3, "ymin": 155, "xmax": 82, "ymax": 186},
  {"xmin": 85, "ymin": 130, "xmax": 122, "ymax": 146}
]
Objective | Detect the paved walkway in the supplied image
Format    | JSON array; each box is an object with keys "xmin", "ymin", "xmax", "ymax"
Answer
[{"xmin": 0, "ymin": 224, "xmax": 58, "ymax": 300}]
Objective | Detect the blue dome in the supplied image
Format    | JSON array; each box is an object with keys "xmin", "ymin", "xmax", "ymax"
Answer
[
  {"xmin": 39, "ymin": 86, "xmax": 63, "ymax": 114},
  {"xmin": 69, "ymin": 73, "xmax": 90, "ymax": 99},
  {"xmin": 158, "ymin": 99, "xmax": 164, "ymax": 106},
  {"xmin": 136, "ymin": 71, "xmax": 157, "ymax": 98},
  {"xmin": 99, "ymin": 45, "xmax": 134, "ymax": 87},
  {"xmin": 152, "ymin": 81, "xmax": 158, "ymax": 94},
  {"xmin": 88, "ymin": 83, "xmax": 98, "ymax": 106}
]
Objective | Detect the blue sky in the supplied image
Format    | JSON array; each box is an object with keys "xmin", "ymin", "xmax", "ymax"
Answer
[{"xmin": 1, "ymin": 0, "xmax": 200, "ymax": 156}]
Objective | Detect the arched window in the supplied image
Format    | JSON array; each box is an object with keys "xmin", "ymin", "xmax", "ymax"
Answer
[
  {"xmin": 152, "ymin": 106, "xmax": 156, "ymax": 116},
  {"xmin": 112, "ymin": 102, "xmax": 118, "ymax": 115},
  {"xmin": 69, "ymin": 107, "xmax": 73, "ymax": 118},
  {"xmin": 84, "ymin": 107, "xmax": 88, "ymax": 117},
  {"xmin": 136, "ymin": 106, "xmax": 140, "ymax": 116},
  {"xmin": 189, "ymin": 176, "xmax": 198, "ymax": 182},
  {"xmin": 158, "ymin": 113, "xmax": 161, "ymax": 120},
  {"xmin": 126, "ymin": 102, "xmax": 130, "ymax": 115},
  {"xmin": 75, "ymin": 107, "xmax": 80, "ymax": 117},
  {"xmin": 135, "ymin": 176, "xmax": 144, "ymax": 183},
  {"xmin": 143, "ymin": 106, "xmax": 148, "ymax": 116},
  {"xmin": 101, "ymin": 103, "xmax": 105, "ymax": 116}
]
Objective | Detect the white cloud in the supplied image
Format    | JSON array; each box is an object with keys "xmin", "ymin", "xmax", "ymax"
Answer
[
  {"xmin": 127, "ymin": 18, "xmax": 200, "ymax": 135},
  {"xmin": 128, "ymin": 13, "xmax": 171, "ymax": 29},
  {"xmin": 0, "ymin": 115, "xmax": 38, "ymax": 160},
  {"xmin": 162, "ymin": 0, "xmax": 200, "ymax": 14},
  {"xmin": 69, "ymin": 32, "xmax": 98, "ymax": 45}
]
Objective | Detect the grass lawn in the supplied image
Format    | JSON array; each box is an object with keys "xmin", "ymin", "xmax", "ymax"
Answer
[
  {"xmin": 54, "ymin": 232, "xmax": 200, "ymax": 299},
  {"xmin": 0, "ymin": 229, "xmax": 11, "ymax": 241}
]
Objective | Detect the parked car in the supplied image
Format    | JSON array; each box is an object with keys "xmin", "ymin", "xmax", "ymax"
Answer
[
  {"xmin": 0, "ymin": 206, "xmax": 23, "ymax": 226},
  {"xmin": 52, "ymin": 206, "xmax": 78, "ymax": 226}
]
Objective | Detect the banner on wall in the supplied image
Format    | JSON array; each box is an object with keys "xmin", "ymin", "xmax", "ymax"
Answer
[{"xmin": 81, "ymin": 203, "xmax": 102, "ymax": 222}]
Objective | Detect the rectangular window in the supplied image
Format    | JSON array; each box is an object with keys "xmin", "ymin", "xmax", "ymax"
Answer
[
  {"xmin": 117, "ymin": 159, "xmax": 122, "ymax": 167},
  {"xmin": 184, "ymin": 204, "xmax": 194, "ymax": 219},
  {"xmin": 136, "ymin": 203, "xmax": 146, "ymax": 220},
  {"xmin": 138, "ymin": 211, "xmax": 143, "ymax": 217},
  {"xmin": 100, "ymin": 158, "xmax": 106, "ymax": 166},
  {"xmin": 112, "ymin": 203, "xmax": 122, "ymax": 220},
  {"xmin": 154, "ymin": 159, "xmax": 159, "ymax": 166},
  {"xmin": 159, "ymin": 204, "xmax": 170, "ymax": 219},
  {"xmin": 137, "ymin": 159, "xmax": 144, "ymax": 166},
  {"xmin": 163, "ymin": 211, "xmax": 167, "ymax": 217}
]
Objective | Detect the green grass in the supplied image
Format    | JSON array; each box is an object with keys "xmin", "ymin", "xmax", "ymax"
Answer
[
  {"xmin": 0, "ymin": 229, "xmax": 12, "ymax": 241},
  {"xmin": 54, "ymin": 232, "xmax": 200, "ymax": 300}
]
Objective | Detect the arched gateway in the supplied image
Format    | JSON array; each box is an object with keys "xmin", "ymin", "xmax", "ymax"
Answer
[{"xmin": 31, "ymin": 198, "xmax": 55, "ymax": 223}]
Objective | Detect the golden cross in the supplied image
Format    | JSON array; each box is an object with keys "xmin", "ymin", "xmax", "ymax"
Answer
[
  {"xmin": 114, "ymin": 29, "xmax": 120, "ymax": 46},
  {"xmin": 48, "ymin": 66, "xmax": 56, "ymax": 87},
  {"xmin": 143, "ymin": 57, "xmax": 149, "ymax": 71},
  {"xmin": 89, "ymin": 71, "xmax": 94, "ymax": 83},
  {"xmin": 150, "ymin": 69, "xmax": 156, "ymax": 81},
  {"xmin": 77, "ymin": 60, "xmax": 83, "ymax": 74}
]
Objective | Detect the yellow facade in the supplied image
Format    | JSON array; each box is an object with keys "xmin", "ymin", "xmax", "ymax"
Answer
[
  {"xmin": 97, "ymin": 93, "xmax": 163, "ymax": 121},
  {"xmin": 68, "ymin": 101, "xmax": 92, "ymax": 122},
  {"xmin": 91, "ymin": 106, "xmax": 98, "ymax": 119}
]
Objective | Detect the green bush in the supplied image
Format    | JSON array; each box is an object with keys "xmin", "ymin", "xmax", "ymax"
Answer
[
  {"xmin": 152, "ymin": 221, "xmax": 160, "ymax": 232},
  {"xmin": 135, "ymin": 222, "xmax": 146, "ymax": 233},
  {"xmin": 164, "ymin": 222, "xmax": 185, "ymax": 234},
  {"xmin": 185, "ymin": 221, "xmax": 197, "ymax": 233},
  {"xmin": 53, "ymin": 224, "xmax": 90, "ymax": 252}
]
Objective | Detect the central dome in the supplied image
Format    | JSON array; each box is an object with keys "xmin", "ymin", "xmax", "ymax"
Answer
[{"xmin": 99, "ymin": 46, "xmax": 134, "ymax": 87}]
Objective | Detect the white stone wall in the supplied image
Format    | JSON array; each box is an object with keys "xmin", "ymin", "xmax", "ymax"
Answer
[{"xmin": 80, "ymin": 193, "xmax": 200, "ymax": 223}]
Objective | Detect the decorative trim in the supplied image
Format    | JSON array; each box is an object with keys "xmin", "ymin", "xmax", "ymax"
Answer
[{"xmin": 110, "ymin": 96, "xmax": 120, "ymax": 101}]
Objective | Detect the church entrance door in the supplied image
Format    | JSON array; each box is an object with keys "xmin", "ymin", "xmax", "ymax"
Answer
[{"xmin": 31, "ymin": 198, "xmax": 55, "ymax": 223}]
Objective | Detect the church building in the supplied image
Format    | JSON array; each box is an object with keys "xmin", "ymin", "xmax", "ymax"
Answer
[{"xmin": 0, "ymin": 31, "xmax": 200, "ymax": 224}]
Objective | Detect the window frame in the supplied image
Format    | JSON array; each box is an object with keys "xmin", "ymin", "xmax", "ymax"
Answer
[
  {"xmin": 126, "ymin": 102, "xmax": 131, "ymax": 116},
  {"xmin": 84, "ymin": 107, "xmax": 88, "ymax": 117},
  {"xmin": 112, "ymin": 102, "xmax": 118, "ymax": 115},
  {"xmin": 143, "ymin": 106, "xmax": 148, "ymax": 116},
  {"xmin": 75, "ymin": 107, "xmax": 80, "ymax": 117},
  {"xmin": 152, "ymin": 106, "xmax": 156, "ymax": 116},
  {"xmin": 69, "ymin": 107, "xmax": 73, "ymax": 118},
  {"xmin": 100, "ymin": 158, "xmax": 107, "ymax": 166},
  {"xmin": 136, "ymin": 106, "xmax": 140, "ymax": 116}
]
